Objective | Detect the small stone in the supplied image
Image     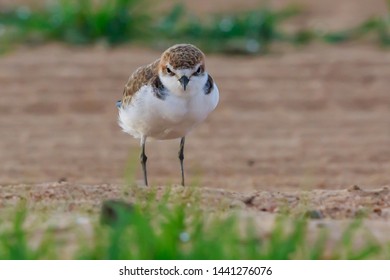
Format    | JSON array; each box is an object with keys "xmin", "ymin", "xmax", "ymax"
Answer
[
  {"xmin": 100, "ymin": 199, "xmax": 134, "ymax": 226},
  {"xmin": 243, "ymin": 195, "xmax": 256, "ymax": 206},
  {"xmin": 373, "ymin": 208, "xmax": 382, "ymax": 215},
  {"xmin": 348, "ymin": 185, "xmax": 361, "ymax": 192},
  {"xmin": 305, "ymin": 210, "xmax": 324, "ymax": 219},
  {"xmin": 58, "ymin": 177, "xmax": 67, "ymax": 183}
]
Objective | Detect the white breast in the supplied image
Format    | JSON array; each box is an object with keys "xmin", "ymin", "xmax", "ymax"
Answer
[{"xmin": 118, "ymin": 75, "xmax": 219, "ymax": 140}]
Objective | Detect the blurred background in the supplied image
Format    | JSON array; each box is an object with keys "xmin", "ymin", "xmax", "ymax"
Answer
[{"xmin": 0, "ymin": 0, "xmax": 389, "ymax": 190}]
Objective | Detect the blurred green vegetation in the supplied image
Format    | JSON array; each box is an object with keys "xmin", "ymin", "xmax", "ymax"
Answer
[
  {"xmin": 0, "ymin": 0, "xmax": 389, "ymax": 54},
  {"xmin": 155, "ymin": 4, "xmax": 301, "ymax": 53},
  {"xmin": 0, "ymin": 187, "xmax": 385, "ymax": 260},
  {"xmin": 0, "ymin": 0, "xmax": 149, "ymax": 46}
]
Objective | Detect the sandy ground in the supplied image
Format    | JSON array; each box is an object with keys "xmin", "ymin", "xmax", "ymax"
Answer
[
  {"xmin": 1, "ymin": 44, "xmax": 389, "ymax": 189},
  {"xmin": 0, "ymin": 0, "xmax": 390, "ymax": 252}
]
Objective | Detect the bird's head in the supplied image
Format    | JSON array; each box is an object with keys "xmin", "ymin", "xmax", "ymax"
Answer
[{"xmin": 159, "ymin": 44, "xmax": 206, "ymax": 95}]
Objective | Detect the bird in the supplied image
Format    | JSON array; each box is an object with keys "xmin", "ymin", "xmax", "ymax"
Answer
[{"xmin": 117, "ymin": 44, "xmax": 219, "ymax": 187}]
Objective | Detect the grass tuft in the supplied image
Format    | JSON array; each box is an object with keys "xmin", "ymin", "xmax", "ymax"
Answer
[{"xmin": 0, "ymin": 187, "xmax": 387, "ymax": 260}]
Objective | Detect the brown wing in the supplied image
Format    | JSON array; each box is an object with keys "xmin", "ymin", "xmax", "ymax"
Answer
[{"xmin": 122, "ymin": 59, "xmax": 160, "ymax": 106}]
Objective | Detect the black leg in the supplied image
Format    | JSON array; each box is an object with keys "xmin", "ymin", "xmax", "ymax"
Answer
[
  {"xmin": 178, "ymin": 137, "xmax": 185, "ymax": 186},
  {"xmin": 140, "ymin": 137, "xmax": 148, "ymax": 186}
]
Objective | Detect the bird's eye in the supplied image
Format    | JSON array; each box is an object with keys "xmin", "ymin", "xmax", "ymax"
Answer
[
  {"xmin": 196, "ymin": 67, "xmax": 202, "ymax": 75},
  {"xmin": 166, "ymin": 67, "xmax": 173, "ymax": 75}
]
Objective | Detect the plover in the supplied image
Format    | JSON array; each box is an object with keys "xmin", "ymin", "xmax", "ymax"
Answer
[{"xmin": 117, "ymin": 44, "xmax": 219, "ymax": 186}]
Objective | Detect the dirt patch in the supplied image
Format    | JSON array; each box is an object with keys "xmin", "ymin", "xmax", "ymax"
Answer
[
  {"xmin": 2, "ymin": 182, "xmax": 389, "ymax": 218},
  {"xmin": 2, "ymin": 182, "xmax": 390, "ymax": 250}
]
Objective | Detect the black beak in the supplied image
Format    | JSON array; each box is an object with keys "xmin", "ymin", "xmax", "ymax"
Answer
[{"xmin": 178, "ymin": 75, "xmax": 190, "ymax": 91}]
